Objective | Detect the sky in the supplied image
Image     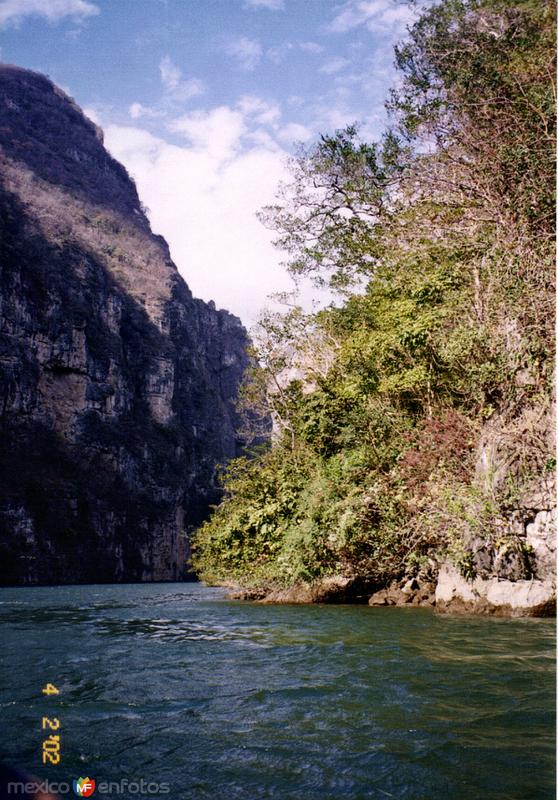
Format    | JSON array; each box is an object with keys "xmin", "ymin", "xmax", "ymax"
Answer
[{"xmin": 0, "ymin": 0, "xmax": 422, "ymax": 326}]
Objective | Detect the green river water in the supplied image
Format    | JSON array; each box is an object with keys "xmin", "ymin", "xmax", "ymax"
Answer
[{"xmin": 0, "ymin": 583, "xmax": 555, "ymax": 799}]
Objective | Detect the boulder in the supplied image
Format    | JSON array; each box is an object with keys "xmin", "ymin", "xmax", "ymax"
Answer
[
  {"xmin": 259, "ymin": 575, "xmax": 358, "ymax": 604},
  {"xmin": 369, "ymin": 577, "xmax": 437, "ymax": 609},
  {"xmin": 401, "ymin": 577, "xmax": 419, "ymax": 595},
  {"xmin": 368, "ymin": 589, "xmax": 390, "ymax": 606},
  {"xmin": 435, "ymin": 561, "xmax": 556, "ymax": 617}
]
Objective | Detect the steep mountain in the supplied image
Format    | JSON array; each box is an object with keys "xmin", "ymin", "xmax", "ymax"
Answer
[{"xmin": 0, "ymin": 64, "xmax": 253, "ymax": 584}]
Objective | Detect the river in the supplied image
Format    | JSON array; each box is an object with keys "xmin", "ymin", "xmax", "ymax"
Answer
[{"xmin": 0, "ymin": 583, "xmax": 554, "ymax": 799}]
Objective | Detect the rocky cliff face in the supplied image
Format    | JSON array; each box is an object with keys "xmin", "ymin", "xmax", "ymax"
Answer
[
  {"xmin": 0, "ymin": 65, "xmax": 253, "ymax": 584},
  {"xmin": 434, "ymin": 401, "xmax": 556, "ymax": 616}
]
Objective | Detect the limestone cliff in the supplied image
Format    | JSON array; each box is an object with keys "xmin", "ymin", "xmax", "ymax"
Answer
[
  {"xmin": 0, "ymin": 64, "xmax": 253, "ymax": 584},
  {"xmin": 434, "ymin": 402, "xmax": 556, "ymax": 616}
]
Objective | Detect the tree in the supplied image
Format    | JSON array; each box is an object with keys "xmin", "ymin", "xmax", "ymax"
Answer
[
  {"xmin": 192, "ymin": 0, "xmax": 555, "ymax": 593},
  {"xmin": 258, "ymin": 127, "xmax": 408, "ymax": 292}
]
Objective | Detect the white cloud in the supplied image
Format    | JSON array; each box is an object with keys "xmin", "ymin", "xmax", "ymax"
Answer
[
  {"xmin": 266, "ymin": 41, "xmax": 294, "ymax": 64},
  {"xmin": 0, "ymin": 0, "xmax": 98, "ymax": 28},
  {"xmin": 237, "ymin": 96, "xmax": 312, "ymax": 146},
  {"xmin": 319, "ymin": 56, "xmax": 350, "ymax": 75},
  {"xmin": 316, "ymin": 105, "xmax": 356, "ymax": 131},
  {"xmin": 103, "ymin": 116, "xmax": 295, "ymax": 325},
  {"xmin": 299, "ymin": 41, "xmax": 324, "ymax": 53},
  {"xmin": 246, "ymin": 128, "xmax": 281, "ymax": 149},
  {"xmin": 225, "ymin": 36, "xmax": 262, "ymax": 71},
  {"xmin": 267, "ymin": 40, "xmax": 326, "ymax": 64},
  {"xmin": 159, "ymin": 54, "xmax": 181, "ymax": 90},
  {"xmin": 172, "ymin": 77, "xmax": 205, "ymax": 103},
  {"xmin": 287, "ymin": 95, "xmax": 304, "ymax": 107},
  {"xmin": 159, "ymin": 55, "xmax": 205, "ymax": 102},
  {"xmin": 380, "ymin": 3, "xmax": 417, "ymax": 24},
  {"xmin": 329, "ymin": 0, "xmax": 418, "ymax": 33},
  {"xmin": 277, "ymin": 122, "xmax": 313, "ymax": 144},
  {"xmin": 243, "ymin": 0, "xmax": 284, "ymax": 8},
  {"xmin": 129, "ymin": 102, "xmax": 163, "ymax": 120},
  {"xmin": 168, "ymin": 106, "xmax": 246, "ymax": 161},
  {"xmin": 238, "ymin": 95, "xmax": 281, "ymax": 126},
  {"xmin": 83, "ymin": 105, "xmax": 101, "ymax": 124}
]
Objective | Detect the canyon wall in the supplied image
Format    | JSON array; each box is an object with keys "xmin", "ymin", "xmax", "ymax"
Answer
[{"xmin": 0, "ymin": 65, "xmax": 253, "ymax": 584}]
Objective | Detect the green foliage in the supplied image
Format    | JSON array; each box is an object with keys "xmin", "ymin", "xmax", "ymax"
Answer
[
  {"xmin": 257, "ymin": 126, "xmax": 406, "ymax": 292},
  {"xmin": 391, "ymin": 0, "xmax": 555, "ymax": 231},
  {"xmin": 192, "ymin": 0, "xmax": 555, "ymax": 592}
]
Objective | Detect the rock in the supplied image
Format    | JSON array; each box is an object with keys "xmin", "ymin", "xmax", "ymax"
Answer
[
  {"xmin": 491, "ymin": 545, "xmax": 528, "ymax": 582},
  {"xmin": 260, "ymin": 576, "xmax": 357, "ymax": 604},
  {"xmin": 525, "ymin": 509, "xmax": 556, "ymax": 581},
  {"xmin": 412, "ymin": 583, "xmax": 437, "ymax": 606},
  {"xmin": 368, "ymin": 589, "xmax": 389, "ymax": 606},
  {"xmin": 521, "ymin": 474, "xmax": 556, "ymax": 512},
  {"xmin": 411, "ymin": 594, "xmax": 436, "ymax": 606},
  {"xmin": 259, "ymin": 584, "xmax": 315, "ymax": 604},
  {"xmin": 472, "ymin": 402, "xmax": 555, "ymax": 591},
  {"xmin": 0, "ymin": 66, "xmax": 267, "ymax": 585},
  {"xmin": 471, "ymin": 542, "xmax": 495, "ymax": 576},
  {"xmin": 369, "ymin": 579, "xmax": 436, "ymax": 609},
  {"xmin": 435, "ymin": 561, "xmax": 556, "ymax": 617},
  {"xmin": 259, "ymin": 575, "xmax": 368, "ymax": 605},
  {"xmin": 393, "ymin": 590, "xmax": 411, "ymax": 606},
  {"xmin": 226, "ymin": 588, "xmax": 267, "ymax": 601},
  {"xmin": 401, "ymin": 577, "xmax": 419, "ymax": 595},
  {"xmin": 311, "ymin": 575, "xmax": 355, "ymax": 602}
]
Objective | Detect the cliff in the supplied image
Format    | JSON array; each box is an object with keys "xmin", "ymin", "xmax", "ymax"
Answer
[{"xmin": 0, "ymin": 64, "xmax": 253, "ymax": 584}]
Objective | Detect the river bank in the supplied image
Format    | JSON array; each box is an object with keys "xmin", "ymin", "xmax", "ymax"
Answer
[{"xmin": 224, "ymin": 560, "xmax": 556, "ymax": 617}]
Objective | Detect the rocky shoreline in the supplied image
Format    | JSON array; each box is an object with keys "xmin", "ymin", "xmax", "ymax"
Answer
[{"xmin": 224, "ymin": 559, "xmax": 556, "ymax": 618}]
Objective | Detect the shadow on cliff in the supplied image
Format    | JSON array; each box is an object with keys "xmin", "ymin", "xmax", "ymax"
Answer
[
  {"xmin": 0, "ymin": 182, "xmax": 233, "ymax": 585},
  {"xmin": 0, "ymin": 65, "xmax": 142, "ymax": 219}
]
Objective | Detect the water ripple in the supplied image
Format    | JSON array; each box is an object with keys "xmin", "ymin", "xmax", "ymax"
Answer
[{"xmin": 0, "ymin": 582, "xmax": 554, "ymax": 800}]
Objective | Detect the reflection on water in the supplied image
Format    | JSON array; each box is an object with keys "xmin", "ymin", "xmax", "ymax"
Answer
[{"xmin": 0, "ymin": 583, "xmax": 555, "ymax": 800}]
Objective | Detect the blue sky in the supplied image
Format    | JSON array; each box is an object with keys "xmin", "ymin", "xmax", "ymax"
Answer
[{"xmin": 0, "ymin": 0, "xmax": 421, "ymax": 324}]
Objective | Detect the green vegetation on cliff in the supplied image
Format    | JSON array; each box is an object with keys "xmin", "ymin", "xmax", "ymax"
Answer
[{"xmin": 192, "ymin": 0, "xmax": 555, "ymax": 591}]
